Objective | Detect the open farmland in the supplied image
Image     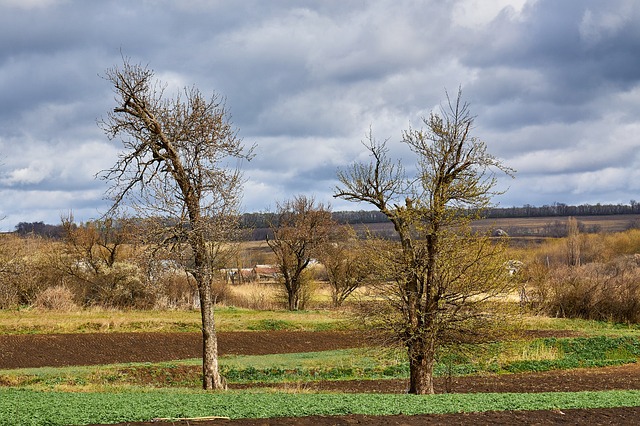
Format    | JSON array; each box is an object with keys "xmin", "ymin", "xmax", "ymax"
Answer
[
  {"xmin": 477, "ymin": 214, "xmax": 640, "ymax": 232},
  {"xmin": 2, "ymin": 314, "xmax": 640, "ymax": 425},
  {"xmin": 2, "ymin": 215, "xmax": 640, "ymax": 424},
  {"xmin": 348, "ymin": 214, "xmax": 640, "ymax": 241}
]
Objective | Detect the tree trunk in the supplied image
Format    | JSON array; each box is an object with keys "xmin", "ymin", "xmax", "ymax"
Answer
[
  {"xmin": 287, "ymin": 286, "xmax": 299, "ymax": 311},
  {"xmin": 407, "ymin": 339, "xmax": 436, "ymax": 394},
  {"xmin": 198, "ymin": 282, "xmax": 226, "ymax": 390}
]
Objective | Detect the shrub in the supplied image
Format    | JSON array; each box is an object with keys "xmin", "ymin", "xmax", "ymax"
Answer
[
  {"xmin": 0, "ymin": 236, "xmax": 64, "ymax": 308},
  {"xmin": 151, "ymin": 267, "xmax": 198, "ymax": 310},
  {"xmin": 211, "ymin": 280, "xmax": 232, "ymax": 305},
  {"xmin": 0, "ymin": 281, "xmax": 18, "ymax": 309},
  {"xmin": 32, "ymin": 285, "xmax": 78, "ymax": 311},
  {"xmin": 535, "ymin": 258, "xmax": 640, "ymax": 323}
]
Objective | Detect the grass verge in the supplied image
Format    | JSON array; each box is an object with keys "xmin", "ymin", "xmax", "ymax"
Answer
[
  {"xmin": 2, "ymin": 388, "xmax": 640, "ymax": 425},
  {"xmin": 0, "ymin": 307, "xmax": 347, "ymax": 334}
]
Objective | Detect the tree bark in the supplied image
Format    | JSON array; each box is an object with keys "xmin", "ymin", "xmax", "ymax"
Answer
[
  {"xmin": 408, "ymin": 338, "xmax": 436, "ymax": 394},
  {"xmin": 192, "ymin": 231, "xmax": 225, "ymax": 390},
  {"xmin": 287, "ymin": 291, "xmax": 299, "ymax": 311},
  {"xmin": 197, "ymin": 280, "xmax": 225, "ymax": 390}
]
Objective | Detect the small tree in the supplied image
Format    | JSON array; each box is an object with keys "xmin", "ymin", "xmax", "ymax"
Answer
[
  {"xmin": 316, "ymin": 227, "xmax": 372, "ymax": 307},
  {"xmin": 267, "ymin": 196, "xmax": 334, "ymax": 310},
  {"xmin": 335, "ymin": 89, "xmax": 514, "ymax": 394},
  {"xmin": 99, "ymin": 59, "xmax": 252, "ymax": 389},
  {"xmin": 566, "ymin": 216, "xmax": 581, "ymax": 267}
]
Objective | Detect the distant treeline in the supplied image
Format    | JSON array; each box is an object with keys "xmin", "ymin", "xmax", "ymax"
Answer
[
  {"xmin": 12, "ymin": 202, "xmax": 640, "ymax": 239},
  {"xmin": 13, "ymin": 221, "xmax": 67, "ymax": 239},
  {"xmin": 240, "ymin": 202, "xmax": 640, "ymax": 228},
  {"xmin": 484, "ymin": 202, "xmax": 640, "ymax": 218}
]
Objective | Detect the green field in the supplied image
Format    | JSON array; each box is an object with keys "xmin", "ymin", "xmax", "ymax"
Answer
[{"xmin": 3, "ymin": 388, "xmax": 640, "ymax": 425}]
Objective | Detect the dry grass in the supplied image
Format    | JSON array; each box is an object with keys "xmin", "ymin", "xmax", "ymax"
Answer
[
  {"xmin": 224, "ymin": 282, "xmax": 281, "ymax": 310},
  {"xmin": 0, "ymin": 306, "xmax": 346, "ymax": 335},
  {"xmin": 497, "ymin": 341, "xmax": 560, "ymax": 364}
]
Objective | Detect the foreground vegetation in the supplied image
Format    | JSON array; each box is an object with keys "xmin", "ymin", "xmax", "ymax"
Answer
[
  {"xmin": 3, "ymin": 335, "xmax": 638, "ymax": 390},
  {"xmin": 3, "ymin": 388, "xmax": 640, "ymax": 425},
  {"xmin": 2, "ymin": 311, "xmax": 640, "ymax": 424},
  {"xmin": 2, "ymin": 218, "xmax": 640, "ymax": 422}
]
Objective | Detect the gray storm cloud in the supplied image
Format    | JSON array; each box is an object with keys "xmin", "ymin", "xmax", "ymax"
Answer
[{"xmin": 0, "ymin": 0, "xmax": 639, "ymax": 230}]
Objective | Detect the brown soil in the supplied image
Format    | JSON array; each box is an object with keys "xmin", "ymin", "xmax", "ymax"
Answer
[
  {"xmin": 2, "ymin": 330, "xmax": 639, "ymax": 425},
  {"xmin": 105, "ymin": 407, "xmax": 640, "ymax": 426},
  {"xmin": 0, "ymin": 330, "xmax": 366, "ymax": 369},
  {"xmin": 0, "ymin": 329, "xmax": 580, "ymax": 370}
]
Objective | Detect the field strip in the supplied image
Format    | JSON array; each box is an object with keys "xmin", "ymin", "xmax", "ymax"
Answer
[{"xmin": 2, "ymin": 388, "xmax": 640, "ymax": 425}]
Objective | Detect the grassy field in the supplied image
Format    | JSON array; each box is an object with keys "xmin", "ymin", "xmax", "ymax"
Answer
[
  {"xmin": 3, "ymin": 306, "xmax": 640, "ymax": 336},
  {"xmin": 3, "ymin": 335, "xmax": 638, "ymax": 390},
  {"xmin": 351, "ymin": 214, "xmax": 640, "ymax": 239},
  {"xmin": 472, "ymin": 214, "xmax": 640, "ymax": 234}
]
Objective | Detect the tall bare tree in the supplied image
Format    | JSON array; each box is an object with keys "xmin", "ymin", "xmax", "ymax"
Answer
[
  {"xmin": 99, "ymin": 59, "xmax": 252, "ymax": 389},
  {"xmin": 335, "ymin": 89, "xmax": 515, "ymax": 394},
  {"xmin": 267, "ymin": 195, "xmax": 334, "ymax": 310}
]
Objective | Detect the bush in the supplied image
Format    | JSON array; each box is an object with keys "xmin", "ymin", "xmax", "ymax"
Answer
[
  {"xmin": 32, "ymin": 285, "xmax": 78, "ymax": 311},
  {"xmin": 153, "ymin": 271, "xmax": 198, "ymax": 310},
  {"xmin": 0, "ymin": 281, "xmax": 18, "ymax": 309},
  {"xmin": 211, "ymin": 280, "xmax": 232, "ymax": 305},
  {"xmin": 0, "ymin": 236, "xmax": 64, "ymax": 308},
  {"xmin": 535, "ymin": 258, "xmax": 640, "ymax": 323}
]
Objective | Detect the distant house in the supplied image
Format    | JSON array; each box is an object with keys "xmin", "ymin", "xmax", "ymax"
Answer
[
  {"xmin": 253, "ymin": 264, "xmax": 280, "ymax": 281},
  {"xmin": 220, "ymin": 268, "xmax": 257, "ymax": 284},
  {"xmin": 493, "ymin": 229, "xmax": 509, "ymax": 237}
]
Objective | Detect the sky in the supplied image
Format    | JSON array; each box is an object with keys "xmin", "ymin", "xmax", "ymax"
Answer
[{"xmin": 1, "ymin": 0, "xmax": 640, "ymax": 231}]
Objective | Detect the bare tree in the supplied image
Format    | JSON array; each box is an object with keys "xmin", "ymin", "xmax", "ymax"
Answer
[
  {"xmin": 315, "ymin": 227, "xmax": 373, "ymax": 307},
  {"xmin": 566, "ymin": 216, "xmax": 581, "ymax": 267},
  {"xmin": 335, "ymin": 89, "xmax": 515, "ymax": 394},
  {"xmin": 99, "ymin": 59, "xmax": 252, "ymax": 390},
  {"xmin": 267, "ymin": 196, "xmax": 334, "ymax": 310}
]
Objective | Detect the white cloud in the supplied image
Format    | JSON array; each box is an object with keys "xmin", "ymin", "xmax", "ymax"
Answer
[{"xmin": 3, "ymin": 161, "xmax": 53, "ymax": 185}]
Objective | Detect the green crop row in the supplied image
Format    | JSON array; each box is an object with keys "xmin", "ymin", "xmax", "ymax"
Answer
[{"xmin": 2, "ymin": 388, "xmax": 640, "ymax": 425}]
